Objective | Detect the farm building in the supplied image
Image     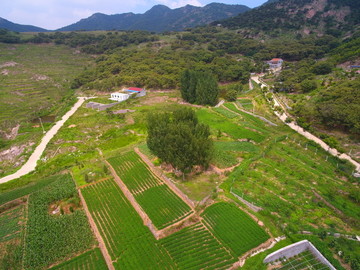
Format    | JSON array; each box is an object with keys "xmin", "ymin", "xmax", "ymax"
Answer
[
  {"xmin": 267, "ymin": 58, "xmax": 283, "ymax": 69},
  {"xmin": 110, "ymin": 92, "xmax": 130, "ymax": 102},
  {"xmin": 124, "ymin": 87, "xmax": 147, "ymax": 97}
]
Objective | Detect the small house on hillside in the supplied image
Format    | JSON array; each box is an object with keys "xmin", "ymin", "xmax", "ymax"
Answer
[
  {"xmin": 110, "ymin": 92, "xmax": 130, "ymax": 102},
  {"xmin": 267, "ymin": 58, "xmax": 283, "ymax": 69},
  {"xmin": 124, "ymin": 87, "xmax": 146, "ymax": 97}
]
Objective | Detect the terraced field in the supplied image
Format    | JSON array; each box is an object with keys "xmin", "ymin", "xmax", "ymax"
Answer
[
  {"xmin": 160, "ymin": 223, "xmax": 237, "ymax": 270},
  {"xmin": 0, "ymin": 43, "xmax": 91, "ymax": 128},
  {"xmin": 0, "ymin": 204, "xmax": 24, "ymax": 242},
  {"xmin": 108, "ymin": 151, "xmax": 193, "ymax": 229},
  {"xmin": 202, "ymin": 202, "xmax": 269, "ymax": 256},
  {"xmin": 49, "ymin": 248, "xmax": 108, "ymax": 270},
  {"xmin": 81, "ymin": 178, "xmax": 176, "ymax": 269}
]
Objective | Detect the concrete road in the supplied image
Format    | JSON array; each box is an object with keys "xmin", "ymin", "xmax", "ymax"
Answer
[{"xmin": 0, "ymin": 97, "xmax": 87, "ymax": 184}]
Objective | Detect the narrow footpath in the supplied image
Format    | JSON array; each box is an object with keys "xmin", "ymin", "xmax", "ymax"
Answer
[
  {"xmin": 0, "ymin": 97, "xmax": 87, "ymax": 184},
  {"xmin": 252, "ymin": 76, "xmax": 360, "ymax": 172}
]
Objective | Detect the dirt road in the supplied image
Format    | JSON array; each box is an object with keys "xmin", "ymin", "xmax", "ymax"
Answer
[
  {"xmin": 252, "ymin": 76, "xmax": 360, "ymax": 172},
  {"xmin": 0, "ymin": 97, "xmax": 87, "ymax": 184}
]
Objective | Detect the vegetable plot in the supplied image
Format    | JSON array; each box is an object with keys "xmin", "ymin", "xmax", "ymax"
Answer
[
  {"xmin": 82, "ymin": 179, "xmax": 176, "ymax": 270},
  {"xmin": 160, "ymin": 223, "xmax": 237, "ymax": 270},
  {"xmin": 202, "ymin": 202, "xmax": 269, "ymax": 256},
  {"xmin": 108, "ymin": 151, "xmax": 192, "ymax": 229}
]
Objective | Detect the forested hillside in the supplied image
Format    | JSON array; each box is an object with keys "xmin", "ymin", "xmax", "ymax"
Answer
[{"xmin": 217, "ymin": 0, "xmax": 360, "ymax": 37}]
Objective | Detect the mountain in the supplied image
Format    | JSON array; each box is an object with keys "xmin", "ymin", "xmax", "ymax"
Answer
[
  {"xmin": 58, "ymin": 3, "xmax": 250, "ymax": 32},
  {"xmin": 0, "ymin": 17, "xmax": 47, "ymax": 32},
  {"xmin": 216, "ymin": 0, "xmax": 360, "ymax": 37}
]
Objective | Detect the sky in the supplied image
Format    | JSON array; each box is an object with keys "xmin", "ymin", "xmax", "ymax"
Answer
[{"xmin": 1, "ymin": 0, "xmax": 267, "ymax": 30}]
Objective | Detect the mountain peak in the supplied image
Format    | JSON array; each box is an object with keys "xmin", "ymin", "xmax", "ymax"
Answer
[{"xmin": 58, "ymin": 3, "xmax": 250, "ymax": 32}]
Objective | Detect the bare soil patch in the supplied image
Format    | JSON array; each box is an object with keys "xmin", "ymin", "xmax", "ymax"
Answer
[{"xmin": 48, "ymin": 197, "xmax": 82, "ymax": 216}]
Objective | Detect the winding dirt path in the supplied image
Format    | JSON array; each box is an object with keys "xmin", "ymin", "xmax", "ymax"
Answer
[
  {"xmin": 0, "ymin": 97, "xmax": 87, "ymax": 184},
  {"xmin": 252, "ymin": 76, "xmax": 360, "ymax": 173}
]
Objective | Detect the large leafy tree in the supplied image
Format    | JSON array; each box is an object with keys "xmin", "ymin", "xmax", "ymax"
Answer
[
  {"xmin": 180, "ymin": 69, "xmax": 219, "ymax": 106},
  {"xmin": 147, "ymin": 107, "xmax": 213, "ymax": 177}
]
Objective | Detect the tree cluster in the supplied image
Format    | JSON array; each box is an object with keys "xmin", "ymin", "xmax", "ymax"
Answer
[
  {"xmin": 147, "ymin": 107, "xmax": 213, "ymax": 176},
  {"xmin": 180, "ymin": 70, "xmax": 219, "ymax": 106}
]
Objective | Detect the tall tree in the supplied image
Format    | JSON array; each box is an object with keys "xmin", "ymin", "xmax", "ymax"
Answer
[{"xmin": 147, "ymin": 107, "xmax": 213, "ymax": 177}]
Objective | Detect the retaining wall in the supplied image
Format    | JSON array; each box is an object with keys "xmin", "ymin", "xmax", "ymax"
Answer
[{"xmin": 263, "ymin": 240, "xmax": 336, "ymax": 270}]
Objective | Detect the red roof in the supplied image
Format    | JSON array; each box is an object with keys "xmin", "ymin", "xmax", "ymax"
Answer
[
  {"xmin": 128, "ymin": 87, "xmax": 143, "ymax": 92},
  {"xmin": 270, "ymin": 58, "xmax": 283, "ymax": 62}
]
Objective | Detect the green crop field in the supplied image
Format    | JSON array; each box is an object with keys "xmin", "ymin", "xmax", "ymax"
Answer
[
  {"xmin": 196, "ymin": 108, "xmax": 265, "ymax": 143},
  {"xmin": 228, "ymin": 138, "xmax": 359, "ymax": 234},
  {"xmin": 108, "ymin": 151, "xmax": 193, "ymax": 229},
  {"xmin": 159, "ymin": 223, "xmax": 237, "ymax": 269},
  {"xmin": 81, "ymin": 178, "xmax": 176, "ymax": 269},
  {"xmin": 202, "ymin": 202, "xmax": 269, "ymax": 256},
  {"xmin": 0, "ymin": 174, "xmax": 60, "ymax": 205},
  {"xmin": 49, "ymin": 248, "xmax": 108, "ymax": 270},
  {"xmin": 237, "ymin": 99, "xmax": 254, "ymax": 110},
  {"xmin": 0, "ymin": 204, "xmax": 24, "ymax": 242},
  {"xmin": 24, "ymin": 174, "xmax": 95, "ymax": 270}
]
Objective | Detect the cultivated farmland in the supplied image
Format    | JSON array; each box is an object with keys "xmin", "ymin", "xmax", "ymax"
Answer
[
  {"xmin": 49, "ymin": 248, "xmax": 108, "ymax": 270},
  {"xmin": 24, "ymin": 174, "xmax": 95, "ymax": 270},
  {"xmin": 202, "ymin": 202, "xmax": 270, "ymax": 256},
  {"xmin": 108, "ymin": 151, "xmax": 193, "ymax": 229},
  {"xmin": 81, "ymin": 178, "xmax": 176, "ymax": 269},
  {"xmin": 160, "ymin": 223, "xmax": 237, "ymax": 269}
]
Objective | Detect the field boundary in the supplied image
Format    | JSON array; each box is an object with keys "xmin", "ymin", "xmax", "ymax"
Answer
[
  {"xmin": 134, "ymin": 147, "xmax": 195, "ymax": 209},
  {"xmin": 78, "ymin": 189, "xmax": 114, "ymax": 270}
]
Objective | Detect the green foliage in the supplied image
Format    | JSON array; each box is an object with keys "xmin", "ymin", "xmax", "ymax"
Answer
[
  {"xmin": 312, "ymin": 61, "xmax": 333, "ymax": 75},
  {"xmin": 24, "ymin": 174, "xmax": 95, "ymax": 269},
  {"xmin": 159, "ymin": 223, "xmax": 237, "ymax": 269},
  {"xmin": 108, "ymin": 151, "xmax": 192, "ymax": 229},
  {"xmin": 82, "ymin": 179, "xmax": 176, "ymax": 269},
  {"xmin": 294, "ymin": 77, "xmax": 360, "ymax": 133},
  {"xmin": 180, "ymin": 69, "xmax": 220, "ymax": 106},
  {"xmin": 0, "ymin": 29, "xmax": 21, "ymax": 43},
  {"xmin": 0, "ymin": 175, "xmax": 60, "ymax": 205},
  {"xmin": 202, "ymin": 202, "xmax": 269, "ymax": 256},
  {"xmin": 0, "ymin": 205, "xmax": 24, "ymax": 242},
  {"xmin": 147, "ymin": 107, "xmax": 213, "ymax": 174},
  {"xmin": 49, "ymin": 248, "xmax": 108, "ymax": 270},
  {"xmin": 300, "ymin": 79, "xmax": 317, "ymax": 92}
]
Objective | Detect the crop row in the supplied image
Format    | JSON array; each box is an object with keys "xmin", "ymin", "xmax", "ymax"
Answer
[
  {"xmin": 82, "ymin": 179, "xmax": 176, "ymax": 269},
  {"xmin": 160, "ymin": 223, "xmax": 236, "ymax": 270},
  {"xmin": 108, "ymin": 151, "xmax": 192, "ymax": 230},
  {"xmin": 201, "ymin": 202, "xmax": 269, "ymax": 256},
  {"xmin": 0, "ymin": 175, "xmax": 61, "ymax": 206},
  {"xmin": 108, "ymin": 151, "xmax": 161, "ymax": 193},
  {"xmin": 135, "ymin": 185, "xmax": 193, "ymax": 229},
  {"xmin": 24, "ymin": 174, "xmax": 95, "ymax": 270},
  {"xmin": 0, "ymin": 204, "xmax": 24, "ymax": 242},
  {"xmin": 49, "ymin": 248, "xmax": 108, "ymax": 270}
]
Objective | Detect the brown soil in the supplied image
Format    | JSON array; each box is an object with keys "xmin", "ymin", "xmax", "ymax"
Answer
[{"xmin": 48, "ymin": 198, "xmax": 81, "ymax": 216}]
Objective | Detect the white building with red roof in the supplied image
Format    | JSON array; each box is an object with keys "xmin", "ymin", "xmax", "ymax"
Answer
[{"xmin": 267, "ymin": 58, "xmax": 284, "ymax": 69}]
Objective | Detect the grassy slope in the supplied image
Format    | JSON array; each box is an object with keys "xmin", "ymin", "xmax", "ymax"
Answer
[{"xmin": 0, "ymin": 43, "xmax": 92, "ymax": 177}]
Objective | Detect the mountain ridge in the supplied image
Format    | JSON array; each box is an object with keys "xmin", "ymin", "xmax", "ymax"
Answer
[
  {"xmin": 0, "ymin": 17, "xmax": 47, "ymax": 32},
  {"xmin": 57, "ymin": 3, "xmax": 250, "ymax": 32}
]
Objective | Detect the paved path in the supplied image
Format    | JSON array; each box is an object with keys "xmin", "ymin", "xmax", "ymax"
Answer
[
  {"xmin": 0, "ymin": 97, "xmax": 87, "ymax": 184},
  {"xmin": 252, "ymin": 76, "xmax": 360, "ymax": 172}
]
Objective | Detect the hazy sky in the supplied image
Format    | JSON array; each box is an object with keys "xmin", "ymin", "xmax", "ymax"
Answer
[{"xmin": 1, "ymin": 0, "xmax": 267, "ymax": 30}]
